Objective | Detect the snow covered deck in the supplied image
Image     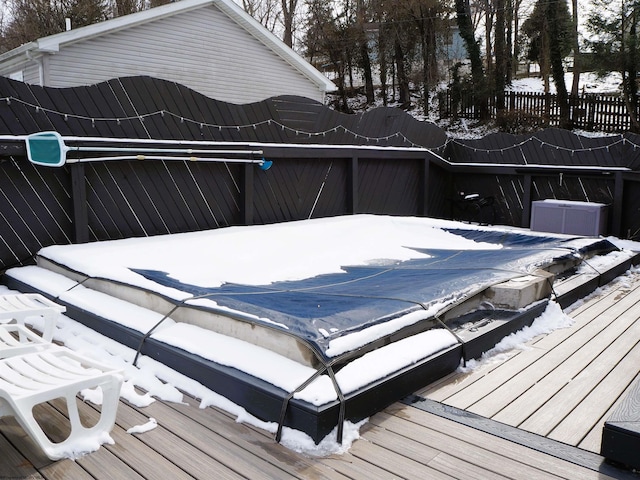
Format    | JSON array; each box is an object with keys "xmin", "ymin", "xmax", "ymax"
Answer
[
  {"xmin": 2, "ymin": 215, "xmax": 638, "ymax": 444},
  {"xmin": 3, "ymin": 269, "xmax": 638, "ymax": 478},
  {"xmin": 1, "ymin": 217, "xmax": 640, "ymax": 476}
]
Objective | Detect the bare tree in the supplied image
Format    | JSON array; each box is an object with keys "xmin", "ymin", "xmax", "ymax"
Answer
[
  {"xmin": 522, "ymin": 0, "xmax": 573, "ymax": 127},
  {"xmin": 356, "ymin": 0, "xmax": 375, "ymax": 104},
  {"xmin": 494, "ymin": 0, "xmax": 507, "ymax": 109},
  {"xmin": 455, "ymin": 0, "xmax": 489, "ymax": 119},
  {"xmin": 113, "ymin": 0, "xmax": 142, "ymax": 16},
  {"xmin": 1, "ymin": 0, "xmax": 109, "ymax": 52},
  {"xmin": 243, "ymin": 0, "xmax": 281, "ymax": 32},
  {"xmin": 570, "ymin": 0, "xmax": 580, "ymax": 95},
  {"xmin": 281, "ymin": 0, "xmax": 298, "ymax": 47},
  {"xmin": 407, "ymin": 0, "xmax": 449, "ymax": 115}
]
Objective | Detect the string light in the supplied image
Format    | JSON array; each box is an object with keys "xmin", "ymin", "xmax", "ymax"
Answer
[
  {"xmin": 0, "ymin": 95, "xmax": 428, "ymax": 148},
  {"xmin": 8, "ymin": 93, "xmax": 635, "ymax": 153},
  {"xmin": 449, "ymin": 134, "xmax": 629, "ymax": 155}
]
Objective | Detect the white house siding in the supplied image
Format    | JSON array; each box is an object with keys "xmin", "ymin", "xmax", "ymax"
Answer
[
  {"xmin": 23, "ymin": 63, "xmax": 41, "ymax": 85},
  {"xmin": 41, "ymin": 5, "xmax": 323, "ymax": 104}
]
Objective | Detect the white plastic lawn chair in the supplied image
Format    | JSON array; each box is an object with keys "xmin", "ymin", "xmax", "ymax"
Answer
[
  {"xmin": 0, "ymin": 349, "xmax": 123, "ymax": 460},
  {"xmin": 0, "ymin": 324, "xmax": 54, "ymax": 358},
  {"xmin": 0, "ymin": 294, "xmax": 66, "ymax": 358}
]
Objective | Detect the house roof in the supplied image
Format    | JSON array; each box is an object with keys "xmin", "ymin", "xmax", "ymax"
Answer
[{"xmin": 0, "ymin": 0, "xmax": 336, "ymax": 93}]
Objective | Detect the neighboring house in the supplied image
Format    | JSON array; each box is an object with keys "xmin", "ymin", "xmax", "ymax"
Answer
[
  {"xmin": 0, "ymin": 0, "xmax": 336, "ymax": 104},
  {"xmin": 440, "ymin": 23, "xmax": 467, "ymax": 66},
  {"xmin": 318, "ymin": 21, "xmax": 467, "ymax": 87}
]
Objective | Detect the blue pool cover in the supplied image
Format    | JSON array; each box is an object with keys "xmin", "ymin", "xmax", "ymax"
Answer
[{"xmin": 133, "ymin": 229, "xmax": 616, "ymax": 359}]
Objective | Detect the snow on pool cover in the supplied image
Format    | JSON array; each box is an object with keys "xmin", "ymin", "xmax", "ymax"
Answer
[{"xmin": 36, "ymin": 215, "xmax": 614, "ymax": 360}]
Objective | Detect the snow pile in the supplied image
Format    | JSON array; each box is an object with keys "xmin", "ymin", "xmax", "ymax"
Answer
[
  {"xmin": 127, "ymin": 418, "xmax": 158, "ymax": 434},
  {"xmin": 460, "ymin": 300, "xmax": 575, "ymax": 373}
]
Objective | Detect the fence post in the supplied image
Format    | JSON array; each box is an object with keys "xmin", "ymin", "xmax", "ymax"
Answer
[
  {"xmin": 545, "ymin": 93, "xmax": 551, "ymax": 126},
  {"xmin": 420, "ymin": 157, "xmax": 430, "ymax": 216},
  {"xmin": 521, "ymin": 173, "xmax": 533, "ymax": 228},
  {"xmin": 241, "ymin": 163, "xmax": 254, "ymax": 225},
  {"xmin": 348, "ymin": 156, "xmax": 359, "ymax": 214},
  {"xmin": 612, "ymin": 171, "xmax": 624, "ymax": 237},
  {"xmin": 70, "ymin": 163, "xmax": 89, "ymax": 244},
  {"xmin": 587, "ymin": 95, "xmax": 595, "ymax": 131}
]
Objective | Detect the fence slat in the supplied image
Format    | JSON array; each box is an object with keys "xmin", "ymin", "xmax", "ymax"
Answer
[{"xmin": 439, "ymin": 90, "xmax": 636, "ymax": 132}]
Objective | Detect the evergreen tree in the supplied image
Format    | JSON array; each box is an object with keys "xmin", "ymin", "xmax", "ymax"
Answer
[{"xmin": 304, "ymin": 0, "xmax": 352, "ymax": 111}]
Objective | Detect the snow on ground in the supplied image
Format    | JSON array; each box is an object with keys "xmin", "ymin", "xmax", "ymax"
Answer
[
  {"xmin": 335, "ymin": 71, "xmax": 625, "ymax": 140},
  {"xmin": 507, "ymin": 71, "xmax": 623, "ymax": 95},
  {"xmin": 3, "ymin": 216, "xmax": 640, "ymax": 458}
]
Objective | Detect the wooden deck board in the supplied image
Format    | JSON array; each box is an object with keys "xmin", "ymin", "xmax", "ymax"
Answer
[
  {"xmin": 455, "ymin": 289, "xmax": 636, "ymax": 416},
  {"xmin": 373, "ymin": 407, "xmax": 567, "ymax": 480},
  {"xmin": 518, "ymin": 328, "xmax": 640, "ymax": 437},
  {"xmin": 0, "ymin": 428, "xmax": 44, "ymax": 480},
  {"xmin": 422, "ymin": 268, "xmax": 640, "ymax": 457},
  {"xmin": 435, "ymin": 280, "xmax": 636, "ymax": 414},
  {"xmin": 4, "ymin": 390, "xmax": 630, "ymax": 480},
  {"xmin": 3, "ymin": 271, "xmax": 640, "ymax": 478},
  {"xmin": 420, "ymin": 277, "xmax": 632, "ymax": 405},
  {"xmin": 390, "ymin": 404, "xmax": 622, "ymax": 480},
  {"xmin": 491, "ymin": 300, "xmax": 640, "ymax": 427},
  {"xmin": 156, "ymin": 395, "xmax": 349, "ymax": 480}
]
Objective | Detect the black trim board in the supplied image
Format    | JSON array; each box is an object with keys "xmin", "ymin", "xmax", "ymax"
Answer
[
  {"xmin": 554, "ymin": 252, "xmax": 640, "ymax": 310},
  {"xmin": 403, "ymin": 396, "xmax": 639, "ymax": 479},
  {"xmin": 456, "ymin": 301, "xmax": 549, "ymax": 362},
  {"xmin": 601, "ymin": 375, "xmax": 640, "ymax": 471},
  {"xmin": 2, "ymin": 274, "xmax": 462, "ymax": 443}
]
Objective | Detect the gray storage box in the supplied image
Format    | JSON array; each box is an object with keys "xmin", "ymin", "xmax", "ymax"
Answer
[{"xmin": 530, "ymin": 200, "xmax": 608, "ymax": 236}]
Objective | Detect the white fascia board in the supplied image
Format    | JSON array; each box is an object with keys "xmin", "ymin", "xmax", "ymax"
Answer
[
  {"xmin": 0, "ymin": 42, "xmax": 39, "ymax": 68},
  {"xmin": 34, "ymin": 0, "xmax": 214, "ymax": 53}
]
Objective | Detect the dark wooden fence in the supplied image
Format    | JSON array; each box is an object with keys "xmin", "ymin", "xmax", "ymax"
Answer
[
  {"xmin": 0, "ymin": 148, "xmax": 449, "ymax": 270},
  {"xmin": 4, "ymin": 139, "xmax": 640, "ymax": 271},
  {"xmin": 2, "ymin": 76, "xmax": 640, "ymax": 272},
  {"xmin": 439, "ymin": 90, "xmax": 634, "ymax": 133}
]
